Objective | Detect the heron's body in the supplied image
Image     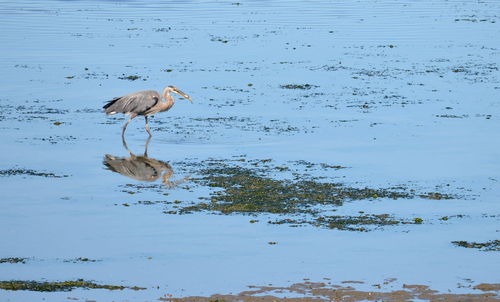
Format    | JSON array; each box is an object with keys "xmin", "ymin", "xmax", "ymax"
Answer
[{"xmin": 103, "ymin": 86, "xmax": 192, "ymax": 136}]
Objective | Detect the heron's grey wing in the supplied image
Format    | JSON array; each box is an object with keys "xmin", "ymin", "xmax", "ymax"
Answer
[{"xmin": 104, "ymin": 90, "xmax": 160, "ymax": 115}]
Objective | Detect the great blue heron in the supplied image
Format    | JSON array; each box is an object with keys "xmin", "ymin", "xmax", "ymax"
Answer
[
  {"xmin": 103, "ymin": 86, "xmax": 193, "ymax": 136},
  {"xmin": 103, "ymin": 136, "xmax": 190, "ymax": 188}
]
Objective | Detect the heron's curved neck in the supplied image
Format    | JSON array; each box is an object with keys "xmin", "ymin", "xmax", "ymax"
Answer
[
  {"xmin": 163, "ymin": 93, "xmax": 174, "ymax": 103},
  {"xmin": 160, "ymin": 93, "xmax": 175, "ymax": 111}
]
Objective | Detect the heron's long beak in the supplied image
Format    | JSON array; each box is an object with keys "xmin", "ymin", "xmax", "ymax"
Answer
[{"xmin": 173, "ymin": 89, "xmax": 193, "ymax": 103}]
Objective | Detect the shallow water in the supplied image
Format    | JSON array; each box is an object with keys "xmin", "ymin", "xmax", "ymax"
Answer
[{"xmin": 0, "ymin": 0, "xmax": 499, "ymax": 301}]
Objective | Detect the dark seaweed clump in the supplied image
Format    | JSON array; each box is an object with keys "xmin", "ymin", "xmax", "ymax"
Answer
[
  {"xmin": 0, "ymin": 258, "xmax": 26, "ymax": 264},
  {"xmin": 64, "ymin": 257, "xmax": 98, "ymax": 263},
  {"xmin": 0, "ymin": 168, "xmax": 68, "ymax": 178},
  {"xmin": 452, "ymin": 240, "xmax": 500, "ymax": 251},
  {"xmin": 419, "ymin": 192, "xmax": 455, "ymax": 200},
  {"xmin": 0, "ymin": 279, "xmax": 145, "ymax": 292},
  {"xmin": 269, "ymin": 214, "xmax": 409, "ymax": 232},
  {"xmin": 118, "ymin": 74, "xmax": 141, "ymax": 81},
  {"xmin": 280, "ymin": 84, "xmax": 319, "ymax": 90}
]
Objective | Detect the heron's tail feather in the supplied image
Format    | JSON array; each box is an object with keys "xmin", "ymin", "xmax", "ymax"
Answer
[{"xmin": 103, "ymin": 97, "xmax": 121, "ymax": 114}]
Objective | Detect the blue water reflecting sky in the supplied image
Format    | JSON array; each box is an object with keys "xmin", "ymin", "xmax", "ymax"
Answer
[{"xmin": 0, "ymin": 0, "xmax": 499, "ymax": 300}]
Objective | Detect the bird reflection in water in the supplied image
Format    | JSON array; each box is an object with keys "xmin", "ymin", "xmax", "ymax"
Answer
[{"xmin": 103, "ymin": 136, "xmax": 189, "ymax": 188}]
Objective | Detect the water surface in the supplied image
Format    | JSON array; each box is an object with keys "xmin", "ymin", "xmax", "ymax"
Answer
[{"xmin": 0, "ymin": 0, "xmax": 499, "ymax": 301}]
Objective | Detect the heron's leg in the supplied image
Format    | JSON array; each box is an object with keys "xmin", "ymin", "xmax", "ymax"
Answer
[
  {"xmin": 144, "ymin": 135, "xmax": 152, "ymax": 157},
  {"xmin": 145, "ymin": 116, "xmax": 152, "ymax": 137},
  {"xmin": 121, "ymin": 114, "xmax": 136, "ymax": 138}
]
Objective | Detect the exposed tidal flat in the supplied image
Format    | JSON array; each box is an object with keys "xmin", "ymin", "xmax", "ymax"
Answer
[{"xmin": 0, "ymin": 0, "xmax": 499, "ymax": 301}]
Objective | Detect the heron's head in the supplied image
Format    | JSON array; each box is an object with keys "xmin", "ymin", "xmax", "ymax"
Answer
[{"xmin": 164, "ymin": 85, "xmax": 193, "ymax": 103}]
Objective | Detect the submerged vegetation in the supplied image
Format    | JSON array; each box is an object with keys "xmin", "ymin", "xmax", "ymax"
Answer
[
  {"xmin": 0, "ymin": 258, "xmax": 26, "ymax": 264},
  {"xmin": 280, "ymin": 84, "xmax": 319, "ymax": 90},
  {"xmin": 452, "ymin": 240, "xmax": 500, "ymax": 251},
  {"xmin": 182, "ymin": 164, "xmax": 410, "ymax": 215},
  {"xmin": 0, "ymin": 168, "xmax": 68, "ymax": 178},
  {"xmin": 117, "ymin": 74, "xmax": 142, "ymax": 81},
  {"xmin": 158, "ymin": 158, "xmax": 458, "ymax": 231},
  {"xmin": 269, "ymin": 214, "xmax": 415, "ymax": 231},
  {"xmin": 419, "ymin": 192, "xmax": 455, "ymax": 200},
  {"xmin": 0, "ymin": 280, "xmax": 145, "ymax": 292},
  {"xmin": 64, "ymin": 257, "xmax": 99, "ymax": 263}
]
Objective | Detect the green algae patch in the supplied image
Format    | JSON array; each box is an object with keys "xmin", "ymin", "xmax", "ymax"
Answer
[
  {"xmin": 170, "ymin": 159, "xmax": 430, "ymax": 231},
  {"xmin": 452, "ymin": 240, "xmax": 500, "ymax": 251},
  {"xmin": 311, "ymin": 214, "xmax": 405, "ymax": 231},
  {"xmin": 161, "ymin": 158, "xmax": 459, "ymax": 231},
  {"xmin": 180, "ymin": 164, "xmax": 410, "ymax": 216},
  {"xmin": 414, "ymin": 217, "xmax": 424, "ymax": 224},
  {"xmin": 419, "ymin": 192, "xmax": 454, "ymax": 200},
  {"xmin": 0, "ymin": 258, "xmax": 26, "ymax": 264},
  {"xmin": 269, "ymin": 214, "xmax": 411, "ymax": 231},
  {"xmin": 0, "ymin": 279, "xmax": 146, "ymax": 292}
]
